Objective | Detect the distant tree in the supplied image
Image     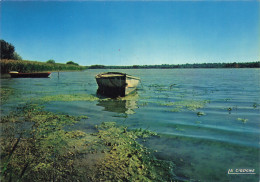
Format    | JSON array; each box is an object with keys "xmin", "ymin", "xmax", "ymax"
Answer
[
  {"xmin": 66, "ymin": 61, "xmax": 79, "ymax": 66},
  {"xmin": 46, "ymin": 59, "xmax": 55, "ymax": 64},
  {"xmin": 88, "ymin": 65, "xmax": 106, "ymax": 69},
  {"xmin": 13, "ymin": 52, "xmax": 23, "ymax": 60},
  {"xmin": 0, "ymin": 39, "xmax": 15, "ymax": 59}
]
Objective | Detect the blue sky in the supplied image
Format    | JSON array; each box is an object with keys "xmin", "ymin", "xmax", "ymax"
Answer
[{"xmin": 1, "ymin": 1, "xmax": 259, "ymax": 66}]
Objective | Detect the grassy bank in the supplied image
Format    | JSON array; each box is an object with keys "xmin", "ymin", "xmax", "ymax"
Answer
[{"xmin": 0, "ymin": 59, "xmax": 86, "ymax": 74}]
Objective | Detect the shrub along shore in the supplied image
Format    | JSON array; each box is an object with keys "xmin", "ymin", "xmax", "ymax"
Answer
[{"xmin": 0, "ymin": 59, "xmax": 86, "ymax": 74}]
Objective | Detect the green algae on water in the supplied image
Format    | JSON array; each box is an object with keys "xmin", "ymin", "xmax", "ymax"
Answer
[
  {"xmin": 39, "ymin": 93, "xmax": 99, "ymax": 102},
  {"xmin": 169, "ymin": 106, "xmax": 184, "ymax": 112},
  {"xmin": 159, "ymin": 100, "xmax": 210, "ymax": 112},
  {"xmin": 173, "ymin": 100, "xmax": 209, "ymax": 111},
  {"xmin": 197, "ymin": 112, "xmax": 205, "ymax": 117},
  {"xmin": 1, "ymin": 104, "xmax": 176, "ymax": 182},
  {"xmin": 253, "ymin": 102, "xmax": 259, "ymax": 108},
  {"xmin": 0, "ymin": 87, "xmax": 14, "ymax": 104},
  {"xmin": 237, "ymin": 118, "xmax": 248, "ymax": 123},
  {"xmin": 90, "ymin": 122, "xmax": 175, "ymax": 181},
  {"xmin": 0, "ymin": 104, "xmax": 91, "ymax": 182}
]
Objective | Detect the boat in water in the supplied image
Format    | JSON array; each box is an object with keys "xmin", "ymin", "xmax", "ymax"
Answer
[
  {"xmin": 9, "ymin": 71, "xmax": 51, "ymax": 78},
  {"xmin": 95, "ymin": 72, "xmax": 140, "ymax": 97}
]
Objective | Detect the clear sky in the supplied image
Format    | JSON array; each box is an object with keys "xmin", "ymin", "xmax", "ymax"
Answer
[{"xmin": 1, "ymin": 1, "xmax": 259, "ymax": 66}]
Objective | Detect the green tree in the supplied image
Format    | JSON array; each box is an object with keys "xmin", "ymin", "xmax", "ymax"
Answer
[
  {"xmin": 46, "ymin": 59, "xmax": 55, "ymax": 64},
  {"xmin": 13, "ymin": 52, "xmax": 23, "ymax": 60},
  {"xmin": 0, "ymin": 39, "xmax": 15, "ymax": 59},
  {"xmin": 66, "ymin": 61, "xmax": 79, "ymax": 66},
  {"xmin": 88, "ymin": 65, "xmax": 105, "ymax": 69}
]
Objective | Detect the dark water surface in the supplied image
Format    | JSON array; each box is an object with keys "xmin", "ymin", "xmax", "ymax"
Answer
[{"xmin": 1, "ymin": 69, "xmax": 259, "ymax": 181}]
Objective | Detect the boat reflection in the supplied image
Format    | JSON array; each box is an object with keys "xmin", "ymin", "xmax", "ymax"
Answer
[{"xmin": 96, "ymin": 93, "xmax": 139, "ymax": 115}]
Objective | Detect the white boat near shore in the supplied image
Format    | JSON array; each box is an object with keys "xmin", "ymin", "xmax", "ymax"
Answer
[{"xmin": 95, "ymin": 72, "xmax": 140, "ymax": 97}]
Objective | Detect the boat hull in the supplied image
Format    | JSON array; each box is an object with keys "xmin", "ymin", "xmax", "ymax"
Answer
[
  {"xmin": 96, "ymin": 72, "xmax": 139, "ymax": 97},
  {"xmin": 9, "ymin": 72, "xmax": 51, "ymax": 78}
]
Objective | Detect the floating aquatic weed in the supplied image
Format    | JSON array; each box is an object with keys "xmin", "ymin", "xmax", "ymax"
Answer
[
  {"xmin": 133, "ymin": 128, "xmax": 158, "ymax": 138},
  {"xmin": 0, "ymin": 104, "xmax": 92, "ymax": 182},
  {"xmin": 184, "ymin": 100, "xmax": 210, "ymax": 111},
  {"xmin": 169, "ymin": 88, "xmax": 180, "ymax": 92},
  {"xmin": 227, "ymin": 107, "xmax": 232, "ymax": 111},
  {"xmin": 112, "ymin": 114, "xmax": 128, "ymax": 118},
  {"xmin": 156, "ymin": 88, "xmax": 170, "ymax": 92},
  {"xmin": 159, "ymin": 102, "xmax": 175, "ymax": 106},
  {"xmin": 237, "ymin": 118, "xmax": 248, "ymax": 123},
  {"xmin": 90, "ymin": 122, "xmax": 175, "ymax": 181},
  {"xmin": 148, "ymin": 84, "xmax": 165, "ymax": 88},
  {"xmin": 169, "ymin": 106, "xmax": 183, "ymax": 112},
  {"xmin": 147, "ymin": 84, "xmax": 170, "ymax": 92},
  {"xmin": 253, "ymin": 102, "xmax": 259, "ymax": 109},
  {"xmin": 176, "ymin": 94, "xmax": 186, "ymax": 98},
  {"xmin": 0, "ymin": 87, "xmax": 14, "ymax": 104},
  {"xmin": 38, "ymin": 93, "xmax": 99, "ymax": 102},
  {"xmin": 169, "ymin": 83, "xmax": 178, "ymax": 89},
  {"xmin": 33, "ymin": 83, "xmax": 44, "ymax": 86},
  {"xmin": 175, "ymin": 127, "xmax": 185, "ymax": 131},
  {"xmin": 138, "ymin": 102, "xmax": 148, "ymax": 107},
  {"xmin": 197, "ymin": 112, "xmax": 205, "ymax": 117},
  {"xmin": 1, "ymin": 104, "xmax": 176, "ymax": 182},
  {"xmin": 227, "ymin": 107, "xmax": 233, "ymax": 114},
  {"xmin": 160, "ymin": 100, "xmax": 209, "ymax": 112}
]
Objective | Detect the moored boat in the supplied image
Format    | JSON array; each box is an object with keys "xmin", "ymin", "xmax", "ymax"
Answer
[
  {"xmin": 9, "ymin": 71, "xmax": 51, "ymax": 78},
  {"xmin": 95, "ymin": 72, "xmax": 140, "ymax": 97}
]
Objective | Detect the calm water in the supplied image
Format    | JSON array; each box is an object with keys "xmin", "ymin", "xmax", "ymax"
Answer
[{"xmin": 1, "ymin": 69, "xmax": 259, "ymax": 182}]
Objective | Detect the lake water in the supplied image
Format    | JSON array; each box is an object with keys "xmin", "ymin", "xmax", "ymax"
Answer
[{"xmin": 1, "ymin": 69, "xmax": 259, "ymax": 182}]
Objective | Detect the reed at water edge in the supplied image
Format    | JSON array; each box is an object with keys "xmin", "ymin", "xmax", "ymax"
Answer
[{"xmin": 0, "ymin": 59, "xmax": 86, "ymax": 74}]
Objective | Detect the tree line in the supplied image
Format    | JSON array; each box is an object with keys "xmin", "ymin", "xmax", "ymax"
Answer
[
  {"xmin": 88, "ymin": 62, "xmax": 260, "ymax": 69},
  {"xmin": 1, "ymin": 39, "xmax": 259, "ymax": 73}
]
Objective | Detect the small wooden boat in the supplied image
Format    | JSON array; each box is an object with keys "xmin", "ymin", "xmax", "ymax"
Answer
[
  {"xmin": 95, "ymin": 72, "xmax": 140, "ymax": 97},
  {"xmin": 9, "ymin": 71, "xmax": 51, "ymax": 78}
]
